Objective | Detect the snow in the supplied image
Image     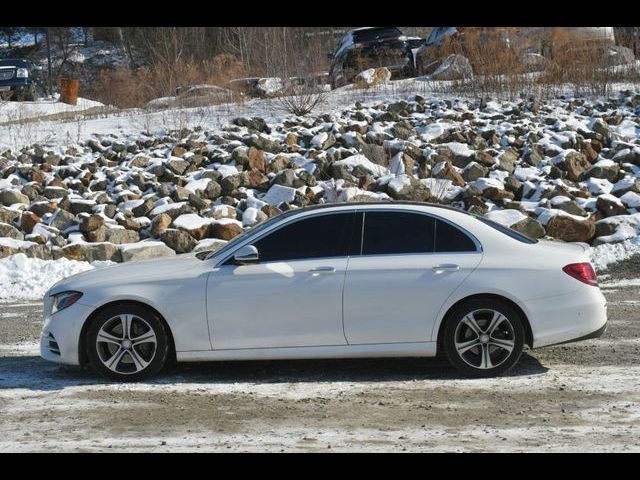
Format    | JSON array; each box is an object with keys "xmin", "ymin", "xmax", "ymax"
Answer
[
  {"xmin": 474, "ymin": 177, "xmax": 504, "ymax": 192},
  {"xmin": 184, "ymin": 178, "xmax": 211, "ymax": 193},
  {"xmin": 333, "ymin": 154, "xmax": 390, "ymax": 177},
  {"xmin": 173, "ymin": 214, "xmax": 212, "ymax": 230},
  {"xmin": 242, "ymin": 207, "xmax": 260, "ymax": 227},
  {"xmin": 620, "ymin": 191, "xmax": 640, "ymax": 208},
  {"xmin": 0, "ymin": 96, "xmax": 105, "ymax": 123},
  {"xmin": 0, "ymin": 253, "xmax": 111, "ymax": 301},
  {"xmin": 261, "ymin": 184, "xmax": 297, "ymax": 207},
  {"xmin": 0, "ymin": 237, "xmax": 37, "ymax": 250},
  {"xmin": 149, "ymin": 202, "xmax": 186, "ymax": 216},
  {"xmin": 591, "ymin": 236, "xmax": 640, "ymax": 271},
  {"xmin": 484, "ymin": 209, "xmax": 527, "ymax": 227}
]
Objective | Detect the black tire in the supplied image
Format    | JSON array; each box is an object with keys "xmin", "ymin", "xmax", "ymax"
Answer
[
  {"xmin": 85, "ymin": 303, "xmax": 170, "ymax": 381},
  {"xmin": 442, "ymin": 298, "xmax": 525, "ymax": 378}
]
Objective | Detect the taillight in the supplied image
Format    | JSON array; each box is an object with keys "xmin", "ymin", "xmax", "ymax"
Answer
[{"xmin": 563, "ymin": 263, "xmax": 598, "ymax": 287}]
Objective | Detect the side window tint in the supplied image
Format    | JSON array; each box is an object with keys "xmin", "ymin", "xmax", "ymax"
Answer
[
  {"xmin": 434, "ymin": 219, "xmax": 477, "ymax": 252},
  {"xmin": 363, "ymin": 212, "xmax": 435, "ymax": 255},
  {"xmin": 252, "ymin": 213, "xmax": 352, "ymax": 262}
]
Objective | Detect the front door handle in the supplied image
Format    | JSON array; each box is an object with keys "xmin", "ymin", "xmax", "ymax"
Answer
[
  {"xmin": 432, "ymin": 264, "xmax": 460, "ymax": 273},
  {"xmin": 308, "ymin": 266, "xmax": 336, "ymax": 274}
]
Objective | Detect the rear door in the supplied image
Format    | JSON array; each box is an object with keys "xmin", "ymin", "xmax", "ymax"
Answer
[{"xmin": 343, "ymin": 210, "xmax": 483, "ymax": 345}]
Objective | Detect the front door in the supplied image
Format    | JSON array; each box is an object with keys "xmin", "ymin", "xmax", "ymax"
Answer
[{"xmin": 206, "ymin": 211, "xmax": 356, "ymax": 350}]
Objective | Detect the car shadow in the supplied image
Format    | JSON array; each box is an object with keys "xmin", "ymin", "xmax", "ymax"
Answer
[{"xmin": 0, "ymin": 352, "xmax": 549, "ymax": 392}]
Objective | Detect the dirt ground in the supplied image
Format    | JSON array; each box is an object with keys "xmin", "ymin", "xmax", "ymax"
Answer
[{"xmin": 1, "ymin": 261, "xmax": 639, "ymax": 452}]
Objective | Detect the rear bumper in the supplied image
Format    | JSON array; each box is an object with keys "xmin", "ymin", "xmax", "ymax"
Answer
[{"xmin": 526, "ymin": 286, "xmax": 608, "ymax": 348}]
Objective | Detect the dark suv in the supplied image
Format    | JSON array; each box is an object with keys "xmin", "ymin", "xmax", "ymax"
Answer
[
  {"xmin": 328, "ymin": 27, "xmax": 422, "ymax": 89},
  {"xmin": 0, "ymin": 59, "xmax": 43, "ymax": 101}
]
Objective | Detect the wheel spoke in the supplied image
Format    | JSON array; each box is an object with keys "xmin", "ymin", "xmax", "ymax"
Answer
[
  {"xmin": 480, "ymin": 344, "xmax": 493, "ymax": 369},
  {"xmin": 462, "ymin": 314, "xmax": 482, "ymax": 337},
  {"xmin": 120, "ymin": 314, "xmax": 133, "ymax": 340},
  {"xmin": 131, "ymin": 330, "xmax": 156, "ymax": 346},
  {"xmin": 105, "ymin": 347, "xmax": 126, "ymax": 370},
  {"xmin": 128, "ymin": 348, "xmax": 149, "ymax": 372},
  {"xmin": 485, "ymin": 311, "xmax": 504, "ymax": 335},
  {"xmin": 97, "ymin": 330, "xmax": 121, "ymax": 346},
  {"xmin": 490, "ymin": 337, "xmax": 515, "ymax": 353},
  {"xmin": 455, "ymin": 338, "xmax": 481, "ymax": 355}
]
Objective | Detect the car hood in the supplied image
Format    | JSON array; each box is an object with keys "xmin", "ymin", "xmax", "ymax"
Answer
[{"xmin": 47, "ymin": 254, "xmax": 205, "ymax": 297}]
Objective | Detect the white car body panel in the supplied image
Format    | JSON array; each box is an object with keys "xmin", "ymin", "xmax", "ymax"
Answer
[{"xmin": 40, "ymin": 203, "xmax": 608, "ymax": 367}]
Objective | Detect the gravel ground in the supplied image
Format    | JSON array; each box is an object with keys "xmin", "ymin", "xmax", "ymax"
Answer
[{"xmin": 0, "ymin": 264, "xmax": 639, "ymax": 452}]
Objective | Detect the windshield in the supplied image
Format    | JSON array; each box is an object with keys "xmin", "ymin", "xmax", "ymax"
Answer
[
  {"xmin": 203, "ymin": 208, "xmax": 300, "ymax": 261},
  {"xmin": 353, "ymin": 28, "xmax": 402, "ymax": 43}
]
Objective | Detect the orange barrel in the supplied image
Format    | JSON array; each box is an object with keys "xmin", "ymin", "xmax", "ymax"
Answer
[{"xmin": 60, "ymin": 78, "xmax": 80, "ymax": 106}]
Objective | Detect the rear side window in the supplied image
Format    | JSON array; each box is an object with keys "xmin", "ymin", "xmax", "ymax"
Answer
[
  {"xmin": 252, "ymin": 212, "xmax": 353, "ymax": 262},
  {"xmin": 434, "ymin": 219, "xmax": 477, "ymax": 252},
  {"xmin": 362, "ymin": 211, "xmax": 435, "ymax": 255}
]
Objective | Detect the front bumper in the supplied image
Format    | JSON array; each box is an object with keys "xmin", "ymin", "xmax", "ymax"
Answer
[{"xmin": 40, "ymin": 302, "xmax": 94, "ymax": 366}]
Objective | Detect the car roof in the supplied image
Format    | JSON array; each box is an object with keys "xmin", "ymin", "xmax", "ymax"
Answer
[
  {"xmin": 0, "ymin": 59, "xmax": 32, "ymax": 68},
  {"xmin": 283, "ymin": 201, "xmax": 469, "ymax": 215}
]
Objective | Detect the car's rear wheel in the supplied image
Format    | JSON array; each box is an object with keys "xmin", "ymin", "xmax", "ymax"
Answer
[
  {"xmin": 443, "ymin": 299, "xmax": 524, "ymax": 378},
  {"xmin": 85, "ymin": 304, "xmax": 169, "ymax": 381}
]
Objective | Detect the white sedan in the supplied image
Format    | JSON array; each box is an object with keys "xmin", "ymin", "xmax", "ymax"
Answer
[{"xmin": 41, "ymin": 202, "xmax": 608, "ymax": 380}]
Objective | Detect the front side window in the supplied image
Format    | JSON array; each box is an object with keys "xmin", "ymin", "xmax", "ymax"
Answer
[
  {"xmin": 252, "ymin": 212, "xmax": 353, "ymax": 262},
  {"xmin": 362, "ymin": 211, "xmax": 435, "ymax": 255}
]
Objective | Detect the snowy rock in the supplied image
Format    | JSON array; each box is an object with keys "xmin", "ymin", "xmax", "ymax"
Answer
[
  {"xmin": 120, "ymin": 241, "xmax": 176, "ymax": 262},
  {"xmin": 354, "ymin": 67, "xmax": 392, "ymax": 88},
  {"xmin": 431, "ymin": 54, "xmax": 473, "ymax": 81},
  {"xmin": 545, "ymin": 215, "xmax": 595, "ymax": 242},
  {"xmin": 596, "ymin": 194, "xmax": 628, "ymax": 217}
]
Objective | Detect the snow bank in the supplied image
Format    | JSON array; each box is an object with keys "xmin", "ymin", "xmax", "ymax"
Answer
[
  {"xmin": 0, "ymin": 253, "xmax": 111, "ymax": 301},
  {"xmin": 590, "ymin": 236, "xmax": 640, "ymax": 272}
]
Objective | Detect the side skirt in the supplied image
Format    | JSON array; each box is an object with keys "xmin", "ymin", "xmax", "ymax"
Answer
[{"xmin": 177, "ymin": 342, "xmax": 437, "ymax": 362}]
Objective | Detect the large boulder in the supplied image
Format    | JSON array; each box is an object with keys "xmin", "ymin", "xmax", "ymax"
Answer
[
  {"xmin": 545, "ymin": 215, "xmax": 595, "ymax": 242},
  {"xmin": 210, "ymin": 221, "xmax": 244, "ymax": 241},
  {"xmin": 0, "ymin": 222, "xmax": 24, "ymax": 240},
  {"xmin": 62, "ymin": 243, "xmax": 122, "ymax": 263},
  {"xmin": 431, "ymin": 54, "xmax": 473, "ymax": 81},
  {"xmin": 560, "ymin": 151, "xmax": 591, "ymax": 182},
  {"xmin": 386, "ymin": 175, "xmax": 431, "ymax": 201},
  {"xmin": 160, "ymin": 228, "xmax": 197, "ymax": 254},
  {"xmin": 0, "ymin": 190, "xmax": 29, "ymax": 206},
  {"xmin": 510, "ymin": 217, "xmax": 546, "ymax": 239},
  {"xmin": 120, "ymin": 241, "xmax": 176, "ymax": 262},
  {"xmin": 354, "ymin": 67, "xmax": 392, "ymax": 88},
  {"xmin": 105, "ymin": 228, "xmax": 140, "ymax": 245}
]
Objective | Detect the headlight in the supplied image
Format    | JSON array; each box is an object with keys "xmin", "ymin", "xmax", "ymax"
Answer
[
  {"xmin": 51, "ymin": 291, "xmax": 83, "ymax": 314},
  {"xmin": 16, "ymin": 68, "xmax": 29, "ymax": 78}
]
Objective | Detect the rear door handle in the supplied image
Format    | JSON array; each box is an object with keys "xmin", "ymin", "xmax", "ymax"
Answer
[
  {"xmin": 432, "ymin": 264, "xmax": 460, "ymax": 273},
  {"xmin": 308, "ymin": 266, "xmax": 336, "ymax": 274}
]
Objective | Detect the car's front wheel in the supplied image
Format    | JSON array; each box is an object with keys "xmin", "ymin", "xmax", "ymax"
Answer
[
  {"xmin": 443, "ymin": 299, "xmax": 525, "ymax": 378},
  {"xmin": 85, "ymin": 303, "xmax": 170, "ymax": 381}
]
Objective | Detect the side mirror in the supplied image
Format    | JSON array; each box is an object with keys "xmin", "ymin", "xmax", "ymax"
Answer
[{"xmin": 233, "ymin": 244, "xmax": 259, "ymax": 264}]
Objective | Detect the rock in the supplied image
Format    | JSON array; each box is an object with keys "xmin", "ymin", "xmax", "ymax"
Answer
[
  {"xmin": 167, "ymin": 158, "xmax": 190, "ymax": 175},
  {"xmin": 210, "ymin": 222, "xmax": 244, "ymax": 241},
  {"xmin": 246, "ymin": 134, "xmax": 283, "ymax": 154},
  {"xmin": 43, "ymin": 186, "xmax": 68, "ymax": 200},
  {"xmin": 463, "ymin": 162, "xmax": 489, "ymax": 182},
  {"xmin": 173, "ymin": 214, "xmax": 211, "ymax": 240},
  {"xmin": 132, "ymin": 198, "xmax": 156, "ymax": 217},
  {"xmin": 86, "ymin": 226, "xmax": 107, "ymax": 242},
  {"xmin": 233, "ymin": 117, "xmax": 271, "ymax": 134},
  {"xmin": 431, "ymin": 54, "xmax": 473, "ymax": 80},
  {"xmin": 0, "ymin": 206, "xmax": 20, "ymax": 224},
  {"xmin": 0, "ymin": 245, "xmax": 17, "ymax": 259},
  {"xmin": 49, "ymin": 209, "xmax": 76, "ymax": 231},
  {"xmin": 79, "ymin": 214, "xmax": 104, "ymax": 234},
  {"xmin": 150, "ymin": 213, "xmax": 172, "ymax": 237},
  {"xmin": 596, "ymin": 195, "xmax": 628, "ymax": 217},
  {"xmin": 354, "ymin": 67, "xmax": 392, "ymax": 88},
  {"xmin": 205, "ymin": 180, "xmax": 222, "ymax": 200},
  {"xmin": 247, "ymin": 147, "xmax": 266, "ymax": 173},
  {"xmin": 160, "ymin": 229, "xmax": 197, "ymax": 254},
  {"xmin": 386, "ymin": 175, "xmax": 430, "ymax": 202},
  {"xmin": 602, "ymin": 45, "xmax": 635, "ymax": 67},
  {"xmin": 272, "ymin": 169, "xmax": 301, "ymax": 188},
  {"xmin": 0, "ymin": 222, "xmax": 23, "ymax": 240},
  {"xmin": 583, "ymin": 161, "xmax": 620, "ymax": 182},
  {"xmin": 0, "ymin": 190, "xmax": 29, "ymax": 206},
  {"xmin": 20, "ymin": 211, "xmax": 41, "ymax": 234},
  {"xmin": 561, "ymin": 151, "xmax": 591, "ymax": 182},
  {"xmin": 433, "ymin": 161, "xmax": 465, "ymax": 187},
  {"xmin": 497, "ymin": 149, "xmax": 518, "ymax": 173},
  {"xmin": 105, "ymin": 228, "xmax": 140, "ymax": 244},
  {"xmin": 591, "ymin": 119, "xmax": 611, "ymax": 139},
  {"xmin": 510, "ymin": 217, "xmax": 545, "ymax": 238},
  {"xmin": 120, "ymin": 242, "xmax": 177, "ymax": 262},
  {"xmin": 62, "ymin": 243, "xmax": 122, "ymax": 262},
  {"xmin": 545, "ymin": 215, "xmax": 595, "ymax": 242},
  {"xmin": 483, "ymin": 187, "xmax": 515, "ymax": 202}
]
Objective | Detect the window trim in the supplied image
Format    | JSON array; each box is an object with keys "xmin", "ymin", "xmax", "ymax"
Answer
[
  {"xmin": 359, "ymin": 208, "xmax": 482, "ymax": 257},
  {"xmin": 215, "ymin": 209, "xmax": 357, "ymax": 267}
]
